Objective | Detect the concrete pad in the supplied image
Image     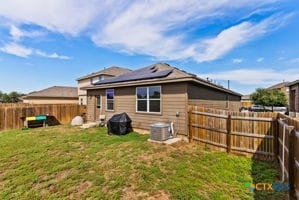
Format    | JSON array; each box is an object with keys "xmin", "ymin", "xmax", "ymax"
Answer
[{"xmin": 147, "ymin": 137, "xmax": 182, "ymax": 145}]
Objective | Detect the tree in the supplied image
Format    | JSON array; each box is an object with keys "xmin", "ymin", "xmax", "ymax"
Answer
[
  {"xmin": 251, "ymin": 88, "xmax": 287, "ymax": 111},
  {"xmin": 0, "ymin": 91, "xmax": 24, "ymax": 103},
  {"xmin": 9, "ymin": 91, "xmax": 21, "ymax": 103},
  {"xmin": 1, "ymin": 93, "xmax": 11, "ymax": 103}
]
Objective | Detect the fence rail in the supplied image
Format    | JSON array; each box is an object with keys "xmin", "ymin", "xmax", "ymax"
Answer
[
  {"xmin": 0, "ymin": 104, "xmax": 86, "ymax": 131},
  {"xmin": 189, "ymin": 106, "xmax": 299, "ymax": 199},
  {"xmin": 276, "ymin": 115, "xmax": 299, "ymax": 200},
  {"xmin": 189, "ymin": 105, "xmax": 277, "ymax": 160}
]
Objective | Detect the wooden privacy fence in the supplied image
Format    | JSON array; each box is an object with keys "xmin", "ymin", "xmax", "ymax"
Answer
[
  {"xmin": 188, "ymin": 106, "xmax": 299, "ymax": 199},
  {"xmin": 0, "ymin": 104, "xmax": 86, "ymax": 131},
  {"xmin": 188, "ymin": 106, "xmax": 277, "ymax": 160},
  {"xmin": 277, "ymin": 114, "xmax": 299, "ymax": 199}
]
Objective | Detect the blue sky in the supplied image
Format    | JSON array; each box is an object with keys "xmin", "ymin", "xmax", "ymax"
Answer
[{"xmin": 0, "ymin": 0, "xmax": 298, "ymax": 95}]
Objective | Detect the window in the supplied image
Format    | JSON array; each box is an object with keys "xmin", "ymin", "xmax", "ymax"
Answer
[
  {"xmin": 106, "ymin": 89, "xmax": 114, "ymax": 111},
  {"xmin": 96, "ymin": 96, "xmax": 101, "ymax": 108},
  {"xmin": 80, "ymin": 98, "xmax": 83, "ymax": 105},
  {"xmin": 136, "ymin": 86, "xmax": 161, "ymax": 113},
  {"xmin": 99, "ymin": 75, "xmax": 104, "ymax": 81}
]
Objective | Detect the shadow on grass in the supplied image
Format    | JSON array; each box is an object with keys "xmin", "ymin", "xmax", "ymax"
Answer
[
  {"xmin": 248, "ymin": 125, "xmax": 288, "ymax": 200},
  {"xmin": 250, "ymin": 159, "xmax": 287, "ymax": 200}
]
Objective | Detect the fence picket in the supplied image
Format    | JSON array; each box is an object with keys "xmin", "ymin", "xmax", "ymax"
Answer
[{"xmin": 0, "ymin": 104, "xmax": 86, "ymax": 131}]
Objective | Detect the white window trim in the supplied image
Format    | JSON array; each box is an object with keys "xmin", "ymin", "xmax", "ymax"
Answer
[
  {"xmin": 136, "ymin": 86, "xmax": 161, "ymax": 113},
  {"xmin": 106, "ymin": 89, "xmax": 114, "ymax": 111},
  {"xmin": 96, "ymin": 95, "xmax": 102, "ymax": 108}
]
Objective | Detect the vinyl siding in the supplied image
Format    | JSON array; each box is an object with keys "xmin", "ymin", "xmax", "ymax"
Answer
[
  {"xmin": 187, "ymin": 83, "xmax": 241, "ymax": 111},
  {"xmin": 87, "ymin": 82, "xmax": 188, "ymax": 135},
  {"xmin": 290, "ymin": 84, "xmax": 299, "ymax": 113}
]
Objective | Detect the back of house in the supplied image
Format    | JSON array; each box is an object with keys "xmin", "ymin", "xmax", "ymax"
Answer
[{"xmin": 81, "ymin": 63, "xmax": 241, "ymax": 136}]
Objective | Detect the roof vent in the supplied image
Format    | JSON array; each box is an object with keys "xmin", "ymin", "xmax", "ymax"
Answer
[
  {"xmin": 151, "ymin": 68, "xmax": 158, "ymax": 73},
  {"xmin": 150, "ymin": 66, "xmax": 156, "ymax": 70}
]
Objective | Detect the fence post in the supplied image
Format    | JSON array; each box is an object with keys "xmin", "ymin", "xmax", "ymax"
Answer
[
  {"xmin": 227, "ymin": 114, "xmax": 231, "ymax": 153},
  {"xmin": 188, "ymin": 106, "xmax": 193, "ymax": 143},
  {"xmin": 275, "ymin": 117, "xmax": 279, "ymax": 157},
  {"xmin": 288, "ymin": 129, "xmax": 296, "ymax": 199}
]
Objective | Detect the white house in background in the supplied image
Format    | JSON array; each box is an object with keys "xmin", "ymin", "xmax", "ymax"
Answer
[{"xmin": 76, "ymin": 66, "xmax": 131, "ymax": 105}]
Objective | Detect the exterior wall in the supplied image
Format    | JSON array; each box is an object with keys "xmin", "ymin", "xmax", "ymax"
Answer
[
  {"xmin": 280, "ymin": 86, "xmax": 290, "ymax": 104},
  {"xmin": 87, "ymin": 82, "xmax": 189, "ymax": 135},
  {"xmin": 78, "ymin": 75, "xmax": 114, "ymax": 105},
  {"xmin": 23, "ymin": 98, "xmax": 78, "ymax": 104},
  {"xmin": 187, "ymin": 83, "xmax": 241, "ymax": 111},
  {"xmin": 241, "ymin": 100, "xmax": 252, "ymax": 108},
  {"xmin": 79, "ymin": 95, "xmax": 87, "ymax": 105},
  {"xmin": 289, "ymin": 84, "xmax": 299, "ymax": 116},
  {"xmin": 188, "ymin": 99, "xmax": 241, "ymax": 111}
]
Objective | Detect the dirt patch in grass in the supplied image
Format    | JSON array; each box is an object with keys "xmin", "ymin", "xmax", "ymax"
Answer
[
  {"xmin": 121, "ymin": 187, "xmax": 170, "ymax": 200},
  {"xmin": 54, "ymin": 169, "xmax": 73, "ymax": 181},
  {"xmin": 69, "ymin": 181, "xmax": 93, "ymax": 199},
  {"xmin": 77, "ymin": 181, "xmax": 92, "ymax": 193}
]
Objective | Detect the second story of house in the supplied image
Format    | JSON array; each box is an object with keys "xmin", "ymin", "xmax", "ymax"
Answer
[
  {"xmin": 267, "ymin": 81, "xmax": 290, "ymax": 103},
  {"xmin": 76, "ymin": 66, "xmax": 132, "ymax": 96}
]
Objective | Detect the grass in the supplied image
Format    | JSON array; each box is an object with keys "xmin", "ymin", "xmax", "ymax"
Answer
[{"xmin": 0, "ymin": 125, "xmax": 286, "ymax": 199}]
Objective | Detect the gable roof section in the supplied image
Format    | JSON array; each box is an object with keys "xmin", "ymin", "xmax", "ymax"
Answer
[
  {"xmin": 267, "ymin": 81, "xmax": 289, "ymax": 90},
  {"xmin": 77, "ymin": 66, "xmax": 132, "ymax": 81},
  {"xmin": 84, "ymin": 63, "xmax": 241, "ymax": 96},
  {"xmin": 287, "ymin": 79, "xmax": 299, "ymax": 86},
  {"xmin": 93, "ymin": 64, "xmax": 173, "ymax": 85},
  {"xmin": 24, "ymin": 86, "xmax": 78, "ymax": 99}
]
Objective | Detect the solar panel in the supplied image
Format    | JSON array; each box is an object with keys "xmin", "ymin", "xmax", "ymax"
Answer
[{"xmin": 93, "ymin": 65, "xmax": 173, "ymax": 85}]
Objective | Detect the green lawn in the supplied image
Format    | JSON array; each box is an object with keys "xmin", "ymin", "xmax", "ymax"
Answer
[{"xmin": 0, "ymin": 126, "xmax": 285, "ymax": 199}]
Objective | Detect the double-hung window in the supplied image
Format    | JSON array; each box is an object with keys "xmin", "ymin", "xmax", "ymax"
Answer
[
  {"xmin": 106, "ymin": 89, "xmax": 114, "ymax": 111},
  {"xmin": 136, "ymin": 86, "xmax": 161, "ymax": 113}
]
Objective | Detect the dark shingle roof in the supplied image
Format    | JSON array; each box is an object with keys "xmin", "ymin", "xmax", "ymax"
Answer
[
  {"xmin": 24, "ymin": 86, "xmax": 78, "ymax": 99},
  {"xmin": 88, "ymin": 63, "xmax": 241, "ymax": 96},
  {"xmin": 93, "ymin": 64, "xmax": 173, "ymax": 85},
  {"xmin": 77, "ymin": 66, "xmax": 132, "ymax": 81}
]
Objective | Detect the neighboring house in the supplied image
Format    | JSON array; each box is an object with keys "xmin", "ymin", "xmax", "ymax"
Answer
[
  {"xmin": 82, "ymin": 63, "xmax": 241, "ymax": 136},
  {"xmin": 76, "ymin": 66, "xmax": 131, "ymax": 105},
  {"xmin": 267, "ymin": 81, "xmax": 290, "ymax": 104},
  {"xmin": 241, "ymin": 94, "xmax": 252, "ymax": 108},
  {"xmin": 288, "ymin": 80, "xmax": 299, "ymax": 118},
  {"xmin": 23, "ymin": 86, "xmax": 78, "ymax": 104}
]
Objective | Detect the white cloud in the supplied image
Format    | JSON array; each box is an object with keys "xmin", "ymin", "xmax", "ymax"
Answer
[
  {"xmin": 198, "ymin": 68, "xmax": 299, "ymax": 85},
  {"xmin": 289, "ymin": 57, "xmax": 299, "ymax": 63},
  {"xmin": 0, "ymin": 0, "xmax": 102, "ymax": 35},
  {"xmin": 0, "ymin": 0, "xmax": 289, "ymax": 62},
  {"xmin": 0, "ymin": 42, "xmax": 70, "ymax": 59},
  {"xmin": 35, "ymin": 50, "xmax": 71, "ymax": 60},
  {"xmin": 9, "ymin": 25, "xmax": 45, "ymax": 41},
  {"xmin": 194, "ymin": 14, "xmax": 290, "ymax": 62},
  {"xmin": 0, "ymin": 43, "xmax": 32, "ymax": 58},
  {"xmin": 257, "ymin": 57, "xmax": 264, "ymax": 62},
  {"xmin": 232, "ymin": 58, "xmax": 243, "ymax": 63}
]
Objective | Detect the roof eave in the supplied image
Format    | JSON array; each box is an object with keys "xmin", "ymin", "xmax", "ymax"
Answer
[{"xmin": 82, "ymin": 77, "xmax": 241, "ymax": 97}]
